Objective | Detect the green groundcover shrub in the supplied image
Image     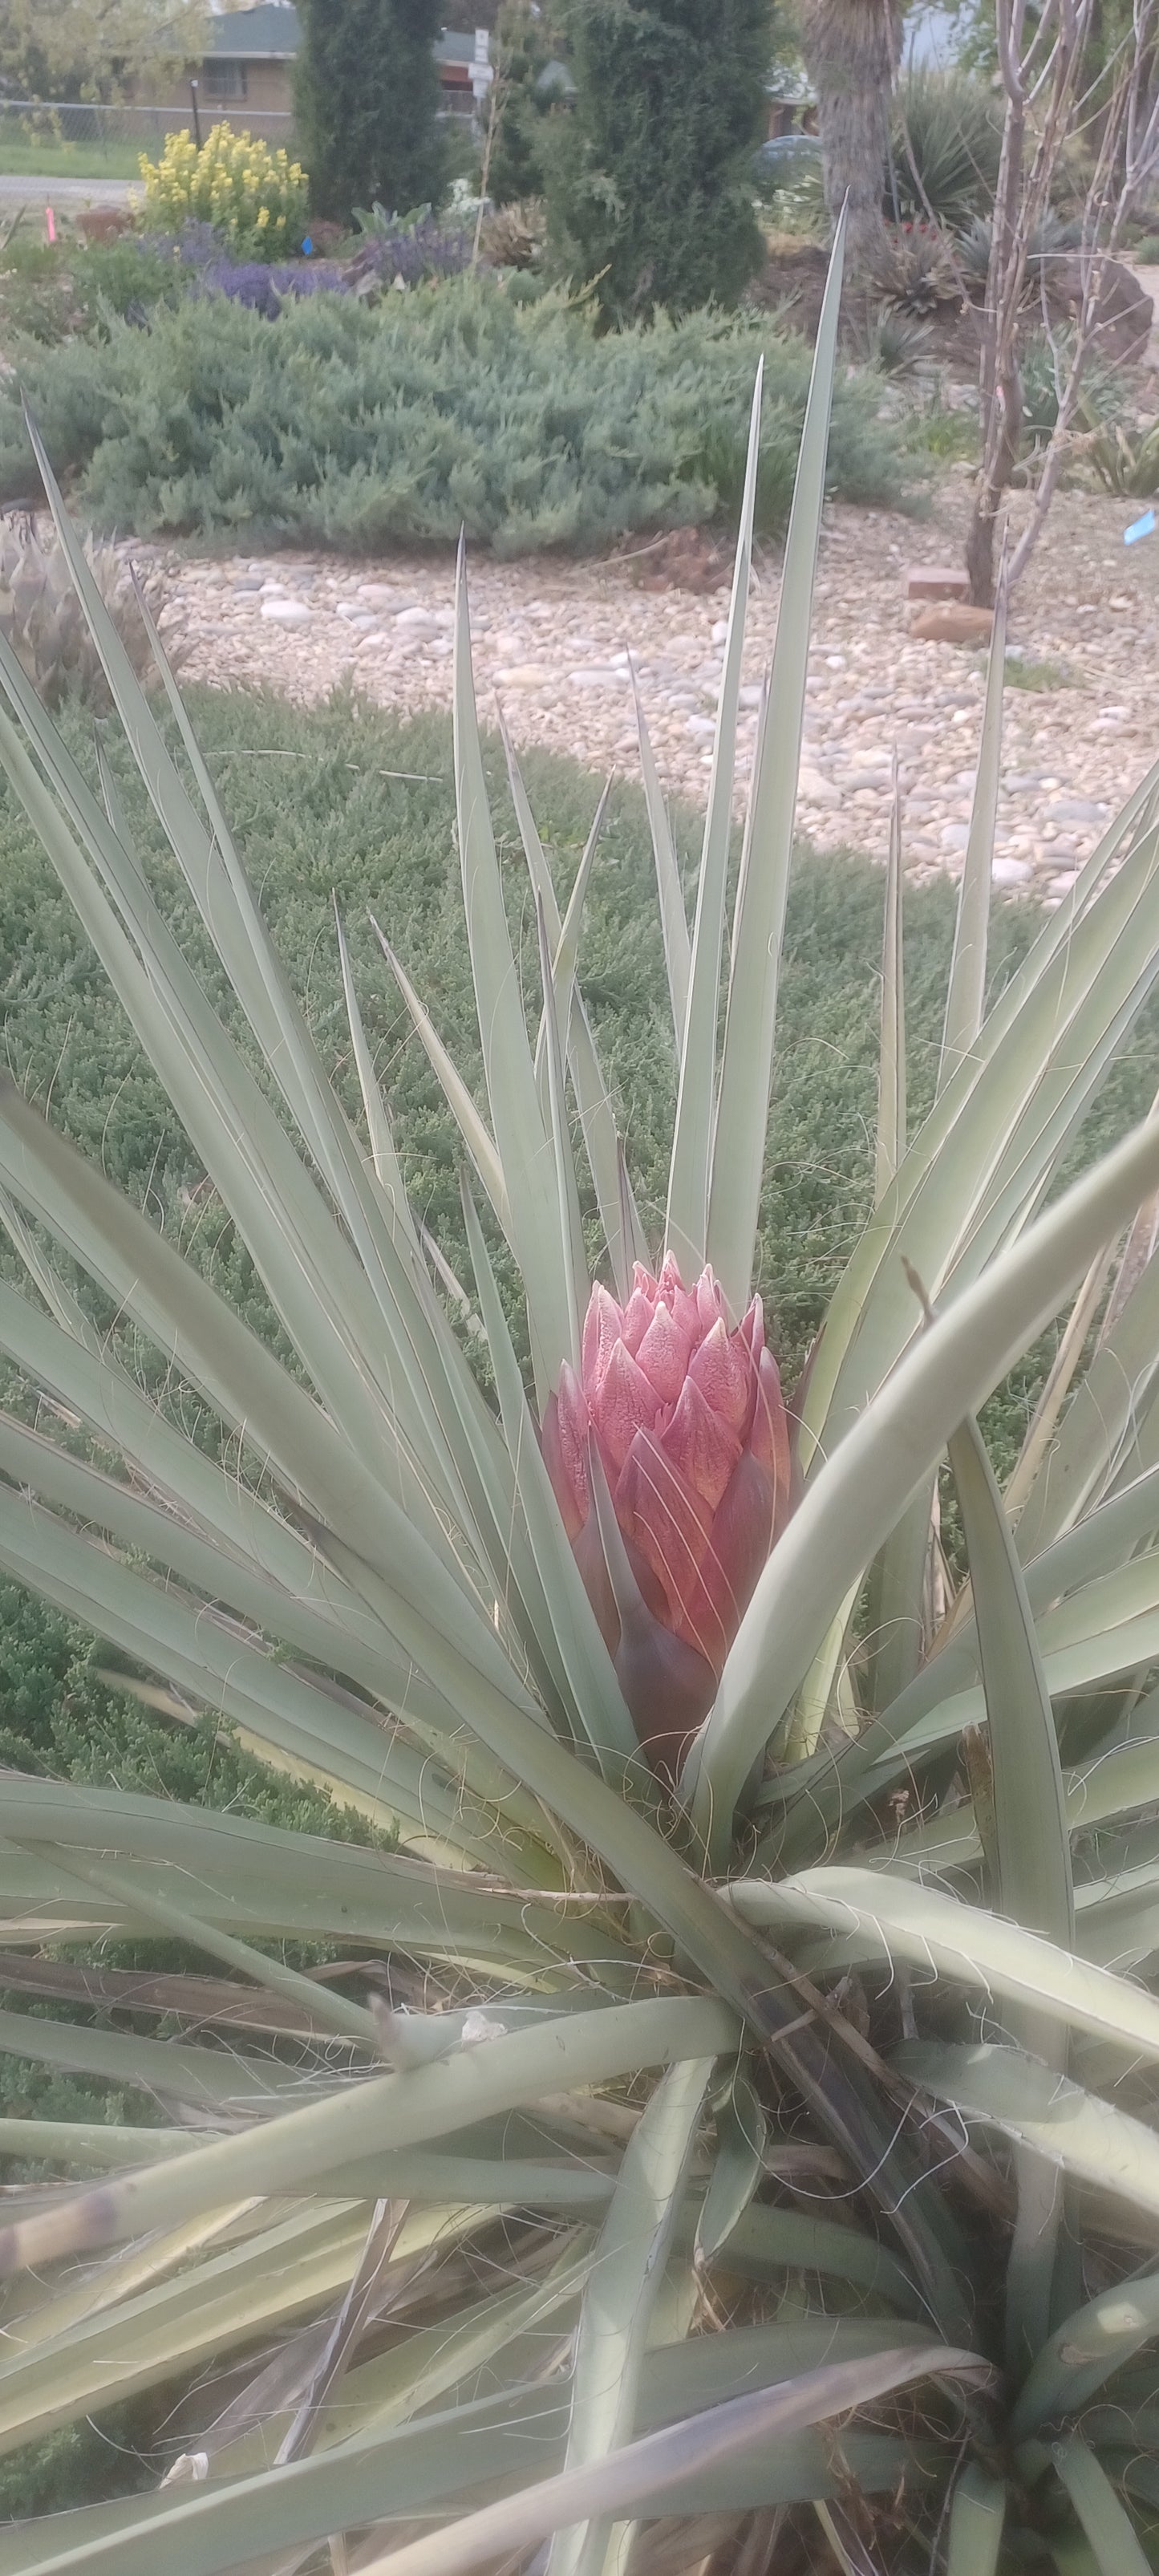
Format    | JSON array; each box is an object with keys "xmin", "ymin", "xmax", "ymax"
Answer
[{"xmin": 0, "ymin": 275, "xmax": 922, "ymax": 551}]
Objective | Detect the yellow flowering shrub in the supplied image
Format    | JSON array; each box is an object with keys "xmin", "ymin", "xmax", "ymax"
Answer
[{"xmin": 138, "ymin": 124, "xmax": 309, "ymax": 262}]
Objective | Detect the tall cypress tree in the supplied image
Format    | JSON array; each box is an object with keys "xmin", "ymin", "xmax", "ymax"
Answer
[
  {"xmin": 549, "ymin": 0, "xmax": 770, "ymax": 320},
  {"xmin": 294, "ymin": 0, "xmax": 444, "ymax": 223}
]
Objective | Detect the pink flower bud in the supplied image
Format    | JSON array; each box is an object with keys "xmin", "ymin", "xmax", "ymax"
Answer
[{"xmin": 541, "ymin": 1257, "xmax": 792, "ymax": 1773}]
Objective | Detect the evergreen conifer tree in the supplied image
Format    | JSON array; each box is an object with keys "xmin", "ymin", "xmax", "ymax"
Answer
[
  {"xmin": 488, "ymin": 0, "xmax": 564, "ymax": 207},
  {"xmin": 294, "ymin": 0, "xmax": 444, "ymax": 223},
  {"xmin": 549, "ymin": 0, "xmax": 770, "ymax": 319}
]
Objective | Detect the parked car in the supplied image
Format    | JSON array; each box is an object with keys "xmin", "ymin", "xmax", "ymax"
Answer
[{"xmin": 753, "ymin": 132, "xmax": 820, "ymax": 180}]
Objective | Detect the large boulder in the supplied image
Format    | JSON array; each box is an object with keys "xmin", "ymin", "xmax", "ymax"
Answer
[{"xmin": 1048, "ymin": 254, "xmax": 1153, "ymax": 367}]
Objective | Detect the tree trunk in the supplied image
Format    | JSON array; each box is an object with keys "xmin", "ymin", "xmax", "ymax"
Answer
[
  {"xmin": 798, "ymin": 0, "xmax": 902, "ymax": 263},
  {"xmin": 965, "ymin": 67, "xmax": 1026, "ymax": 609}
]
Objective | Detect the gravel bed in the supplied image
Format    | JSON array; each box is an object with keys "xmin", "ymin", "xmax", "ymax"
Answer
[{"xmin": 149, "ymin": 462, "xmax": 1159, "ymax": 904}]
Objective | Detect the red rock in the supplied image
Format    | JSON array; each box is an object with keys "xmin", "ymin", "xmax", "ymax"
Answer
[
  {"xmin": 910, "ymin": 602, "xmax": 995, "ymax": 645},
  {"xmin": 906, "ymin": 565, "xmax": 972, "ymax": 604}
]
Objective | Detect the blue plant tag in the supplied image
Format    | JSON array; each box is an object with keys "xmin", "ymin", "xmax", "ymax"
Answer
[
  {"xmin": 302, "ymin": 236, "xmax": 313, "ymax": 257},
  {"xmin": 1125, "ymin": 508, "xmax": 1156, "ymax": 545}
]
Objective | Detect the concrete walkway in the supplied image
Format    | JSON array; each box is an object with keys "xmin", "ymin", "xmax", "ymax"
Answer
[{"xmin": 0, "ymin": 174, "xmax": 136, "ymax": 206}]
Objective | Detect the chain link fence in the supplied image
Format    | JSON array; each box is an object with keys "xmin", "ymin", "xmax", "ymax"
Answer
[{"xmin": 0, "ymin": 98, "xmax": 295, "ymax": 160}]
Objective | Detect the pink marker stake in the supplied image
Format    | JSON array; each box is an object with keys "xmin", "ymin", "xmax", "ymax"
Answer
[{"xmin": 45, "ymin": 206, "xmax": 56, "ymax": 244}]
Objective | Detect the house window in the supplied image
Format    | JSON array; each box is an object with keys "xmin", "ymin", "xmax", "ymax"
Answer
[{"xmin": 202, "ymin": 59, "xmax": 248, "ymax": 99}]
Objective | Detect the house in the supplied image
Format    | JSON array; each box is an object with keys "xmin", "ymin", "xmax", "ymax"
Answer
[
  {"xmin": 149, "ymin": 6, "xmax": 494, "ymax": 139},
  {"xmin": 764, "ymin": 63, "xmax": 816, "ymax": 143}
]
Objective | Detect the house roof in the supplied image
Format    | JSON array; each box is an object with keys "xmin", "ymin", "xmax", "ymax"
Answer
[
  {"xmin": 434, "ymin": 32, "xmax": 486, "ymax": 66},
  {"xmin": 204, "ymin": 3, "xmax": 301, "ymax": 59},
  {"xmin": 202, "ymin": 8, "xmax": 489, "ymax": 65}
]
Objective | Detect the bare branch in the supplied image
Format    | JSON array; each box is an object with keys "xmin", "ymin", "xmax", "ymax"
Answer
[{"xmin": 966, "ymin": 0, "xmax": 1149, "ymax": 605}]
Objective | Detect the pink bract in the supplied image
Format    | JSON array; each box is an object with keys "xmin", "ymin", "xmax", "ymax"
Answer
[{"xmin": 541, "ymin": 1255, "xmax": 792, "ymax": 1775}]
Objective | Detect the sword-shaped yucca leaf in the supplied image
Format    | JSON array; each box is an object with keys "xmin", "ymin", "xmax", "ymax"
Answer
[
  {"xmin": 946, "ymin": 2464, "xmax": 1007, "ymax": 2576},
  {"xmin": 858, "ymin": 1698, "xmax": 1159, "ymax": 1887},
  {"xmin": 725, "ymin": 1870, "xmax": 1159, "ymax": 2061},
  {"xmin": 497, "ymin": 710, "xmax": 646, "ymax": 1296},
  {"xmin": 371, "ymin": 915, "xmax": 509, "ymax": 1226},
  {"xmin": 800, "ymin": 781, "xmax": 1159, "ymax": 1464},
  {"xmin": 691, "ymin": 1105, "xmax": 1159, "ymax": 1844},
  {"xmin": 841, "ymin": 1554, "xmax": 1159, "ymax": 1803},
  {"xmin": 0, "ymin": 2002, "xmax": 288, "ymax": 2112},
  {"xmin": 6, "ymin": 2451, "xmax": 933, "ymax": 2574},
  {"xmin": 714, "ymin": 2203, "xmax": 920, "ymax": 2315},
  {"xmin": 26, "ymin": 445, "xmax": 504, "ymax": 1565},
  {"xmin": 0, "ymin": 1998, "xmax": 738, "ymax": 2277},
  {"xmin": 1, "ymin": 2202, "xmax": 375, "ymax": 2398},
  {"xmin": 877, "ymin": 773, "xmax": 906, "ymax": 1205},
  {"xmin": 938, "ymin": 564, "xmax": 1007, "ymax": 1095},
  {"xmin": 1052, "ymin": 2436, "xmax": 1153, "ymax": 2576},
  {"xmin": 0, "ymin": 1180, "xmax": 94, "ymax": 1344},
  {"xmin": 1013, "ymin": 2273, "xmax": 1159, "ymax": 2436},
  {"xmin": 534, "ymin": 773, "xmax": 612, "ymax": 1085},
  {"xmin": 547, "ymin": 2055, "xmax": 716, "ymax": 2576},
  {"xmin": 274, "ymin": 2197, "xmax": 411, "ymax": 2468},
  {"xmin": 332, "ymin": 898, "xmax": 422, "ymax": 1252},
  {"xmin": 788, "ymin": 1456, "xmax": 1159, "ymax": 1850},
  {"xmin": 0, "ymin": 2384, "xmax": 940, "ymax": 2576},
  {"xmin": 0, "ymin": 2121, "xmax": 216, "ymax": 2168},
  {"xmin": 0, "ymin": 1773, "xmax": 624, "ymax": 1966},
  {"xmin": 0, "ymin": 2200, "xmax": 487, "ymax": 2461},
  {"xmin": 0, "ymin": 687, "xmax": 464, "ymax": 1548},
  {"xmin": 0, "ymin": 1079, "xmax": 567, "ymax": 1757},
  {"xmin": 631, "ymin": 658, "xmax": 691, "ymax": 1052},
  {"xmin": 0, "ymin": 1268, "xmax": 379, "ymax": 1617},
  {"xmin": 861, "ymin": 794, "xmax": 924, "ymax": 1716},
  {"xmin": 0, "ymin": 1730, "xmax": 921, "ymax": 2294},
  {"xmin": 947, "ymin": 1411, "xmax": 1073, "ymax": 2370},
  {"xmin": 895, "ymin": 2040, "xmax": 1159, "ymax": 2226},
  {"xmin": 948, "ymin": 1414, "xmax": 1073, "ymax": 1949},
  {"xmin": 667, "ymin": 362, "xmax": 764, "ymax": 1279},
  {"xmin": 1003, "ymin": 1236, "xmax": 1119, "ymax": 1524},
  {"xmin": 38, "ymin": 1852, "xmax": 379, "ymax": 2047},
  {"xmin": 695, "ymin": 2063, "xmax": 766, "ymax": 2269},
  {"xmin": 452, "ymin": 542, "xmax": 572, "ymax": 1402},
  {"xmin": 707, "ymin": 209, "xmax": 847, "ymax": 1317},
  {"xmin": 353, "ymin": 2345, "xmax": 991, "ymax": 2576},
  {"xmin": 0, "ymin": 653, "xmax": 533, "ymax": 1650},
  {"xmin": 460, "ymin": 1177, "xmax": 642, "ymax": 1779},
  {"xmin": 205, "ymin": 2242, "xmax": 594, "ymax": 2482},
  {"xmin": 0, "ymin": 2127, "xmax": 604, "ymax": 2229},
  {"xmin": 0, "ymin": 1403, "xmax": 516, "ymax": 1783},
  {"xmin": 5, "ymin": 2203, "xmax": 265, "ymax": 2352},
  {"xmin": 536, "ymin": 895, "xmax": 587, "ymax": 1363},
  {"xmin": 0, "ymin": 1482, "xmax": 503, "ymax": 1859},
  {"xmin": 1013, "ymin": 1233, "xmax": 1159, "ymax": 1561},
  {"xmin": 820, "ymin": 816, "xmax": 1159, "ymax": 1454}
]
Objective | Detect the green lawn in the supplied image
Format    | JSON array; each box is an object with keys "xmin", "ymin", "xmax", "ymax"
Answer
[{"xmin": 0, "ymin": 138, "xmax": 144, "ymax": 181}]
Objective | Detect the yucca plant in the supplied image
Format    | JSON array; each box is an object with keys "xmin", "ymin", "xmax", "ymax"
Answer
[
  {"xmin": 6, "ymin": 221, "xmax": 1159, "ymax": 2574},
  {"xmin": 1086, "ymin": 415, "xmax": 1159, "ymax": 497},
  {"xmin": 0, "ymin": 518, "xmax": 183, "ymax": 714}
]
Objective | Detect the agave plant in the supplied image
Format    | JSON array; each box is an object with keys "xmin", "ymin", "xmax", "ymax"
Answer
[{"xmin": 6, "ymin": 223, "xmax": 1159, "ymax": 2574}]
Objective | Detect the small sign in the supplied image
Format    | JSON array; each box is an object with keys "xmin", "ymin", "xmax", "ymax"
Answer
[
  {"xmin": 1125, "ymin": 508, "xmax": 1156, "ymax": 545},
  {"xmin": 302, "ymin": 235, "xmax": 313, "ymax": 257}
]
